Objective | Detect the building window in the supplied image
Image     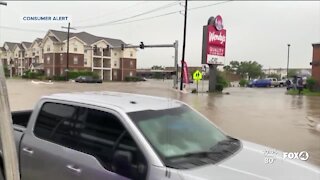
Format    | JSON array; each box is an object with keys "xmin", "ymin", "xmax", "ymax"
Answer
[
  {"xmin": 114, "ymin": 62, "xmax": 117, "ymax": 67},
  {"xmin": 46, "ymin": 68, "xmax": 50, "ymax": 76},
  {"xmin": 61, "ymin": 68, "xmax": 64, "ymax": 75},
  {"xmin": 114, "ymin": 52, "xmax": 117, "ymax": 56},
  {"xmin": 84, "ymin": 50, "xmax": 87, "ymax": 53},
  {"xmin": 46, "ymin": 56, "xmax": 50, "ymax": 64},
  {"xmin": 84, "ymin": 58, "xmax": 87, "ymax": 65},
  {"xmin": 129, "ymin": 71, "xmax": 133, "ymax": 77},
  {"xmin": 113, "ymin": 71, "xmax": 117, "ymax": 76},
  {"xmin": 74, "ymin": 46, "xmax": 77, "ymax": 52},
  {"xmin": 73, "ymin": 56, "xmax": 78, "ymax": 65},
  {"xmin": 130, "ymin": 60, "xmax": 134, "ymax": 67},
  {"xmin": 47, "ymin": 46, "xmax": 50, "ymax": 52},
  {"xmin": 130, "ymin": 51, "xmax": 133, "ymax": 57},
  {"xmin": 61, "ymin": 47, "xmax": 63, "ymax": 51}
]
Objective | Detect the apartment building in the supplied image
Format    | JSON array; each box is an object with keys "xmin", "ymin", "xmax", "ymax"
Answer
[
  {"xmin": 0, "ymin": 30, "xmax": 137, "ymax": 81},
  {"xmin": 41, "ymin": 30, "xmax": 137, "ymax": 80}
]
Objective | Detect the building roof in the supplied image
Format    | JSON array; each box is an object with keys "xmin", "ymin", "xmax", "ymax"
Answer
[
  {"xmin": 48, "ymin": 36, "xmax": 59, "ymax": 43},
  {"xmin": 312, "ymin": 42, "xmax": 320, "ymax": 46},
  {"xmin": 45, "ymin": 91, "xmax": 182, "ymax": 113},
  {"xmin": 31, "ymin": 63, "xmax": 44, "ymax": 69},
  {"xmin": 35, "ymin": 38, "xmax": 43, "ymax": 44},
  {"xmin": 21, "ymin": 42, "xmax": 32, "ymax": 49},
  {"xmin": 48, "ymin": 29, "xmax": 125, "ymax": 46},
  {"xmin": 17, "ymin": 44, "xmax": 24, "ymax": 50},
  {"xmin": 4, "ymin": 42, "xmax": 20, "ymax": 51}
]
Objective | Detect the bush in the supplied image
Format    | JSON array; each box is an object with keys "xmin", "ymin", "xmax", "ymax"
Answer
[
  {"xmin": 52, "ymin": 76, "xmax": 66, "ymax": 81},
  {"xmin": 239, "ymin": 79, "xmax": 248, "ymax": 87},
  {"xmin": 306, "ymin": 78, "xmax": 317, "ymax": 91},
  {"xmin": 215, "ymin": 83, "xmax": 224, "ymax": 92},
  {"xmin": 125, "ymin": 76, "xmax": 144, "ymax": 82},
  {"xmin": 3, "ymin": 65, "xmax": 10, "ymax": 77},
  {"xmin": 216, "ymin": 73, "xmax": 229, "ymax": 88},
  {"xmin": 68, "ymin": 70, "xmax": 99, "ymax": 80}
]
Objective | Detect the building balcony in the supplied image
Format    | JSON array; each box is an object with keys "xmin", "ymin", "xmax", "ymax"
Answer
[
  {"xmin": 93, "ymin": 51, "xmax": 102, "ymax": 56},
  {"xmin": 103, "ymin": 58, "xmax": 111, "ymax": 68},
  {"xmin": 103, "ymin": 51, "xmax": 111, "ymax": 57},
  {"xmin": 93, "ymin": 58, "xmax": 102, "ymax": 67}
]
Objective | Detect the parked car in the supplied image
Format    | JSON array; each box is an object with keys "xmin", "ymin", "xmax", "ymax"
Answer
[
  {"xmin": 250, "ymin": 79, "xmax": 272, "ymax": 87},
  {"xmin": 1, "ymin": 92, "xmax": 319, "ymax": 180},
  {"xmin": 247, "ymin": 79, "xmax": 258, "ymax": 87},
  {"xmin": 75, "ymin": 76, "xmax": 102, "ymax": 83},
  {"xmin": 266, "ymin": 78, "xmax": 285, "ymax": 87}
]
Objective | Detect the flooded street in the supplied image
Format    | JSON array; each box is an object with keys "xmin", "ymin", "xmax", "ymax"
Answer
[{"xmin": 6, "ymin": 79, "xmax": 320, "ymax": 167}]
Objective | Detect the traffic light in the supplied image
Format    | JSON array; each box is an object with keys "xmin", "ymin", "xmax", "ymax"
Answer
[
  {"xmin": 121, "ymin": 44, "xmax": 124, "ymax": 51},
  {"xmin": 139, "ymin": 42, "xmax": 144, "ymax": 49},
  {"xmin": 93, "ymin": 45, "xmax": 98, "ymax": 53}
]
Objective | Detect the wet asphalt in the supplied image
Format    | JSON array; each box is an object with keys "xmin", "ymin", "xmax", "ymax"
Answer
[{"xmin": 5, "ymin": 79, "xmax": 320, "ymax": 167}]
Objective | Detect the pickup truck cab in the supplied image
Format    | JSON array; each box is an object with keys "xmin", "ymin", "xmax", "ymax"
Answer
[
  {"xmin": 1, "ymin": 92, "xmax": 319, "ymax": 180},
  {"xmin": 266, "ymin": 78, "xmax": 285, "ymax": 87}
]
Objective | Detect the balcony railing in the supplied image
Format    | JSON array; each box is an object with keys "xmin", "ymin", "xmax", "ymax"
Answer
[
  {"xmin": 93, "ymin": 51, "xmax": 102, "ymax": 56},
  {"xmin": 103, "ymin": 51, "xmax": 111, "ymax": 57},
  {"xmin": 93, "ymin": 58, "xmax": 102, "ymax": 67},
  {"xmin": 103, "ymin": 59, "xmax": 111, "ymax": 68}
]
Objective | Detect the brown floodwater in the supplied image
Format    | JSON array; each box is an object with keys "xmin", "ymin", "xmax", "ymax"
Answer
[{"xmin": 5, "ymin": 79, "xmax": 320, "ymax": 167}]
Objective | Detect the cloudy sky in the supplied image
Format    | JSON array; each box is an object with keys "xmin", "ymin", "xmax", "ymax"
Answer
[{"xmin": 0, "ymin": 1, "xmax": 319, "ymax": 69}]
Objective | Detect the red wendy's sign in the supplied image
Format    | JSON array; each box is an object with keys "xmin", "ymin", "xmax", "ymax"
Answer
[{"xmin": 202, "ymin": 15, "xmax": 226, "ymax": 65}]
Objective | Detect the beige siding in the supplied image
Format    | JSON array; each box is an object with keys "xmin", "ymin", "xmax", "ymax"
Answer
[
  {"xmin": 13, "ymin": 47, "xmax": 21, "ymax": 59},
  {"xmin": 111, "ymin": 49, "xmax": 121, "ymax": 69},
  {"xmin": 43, "ymin": 38, "xmax": 54, "ymax": 54},
  {"xmin": 121, "ymin": 48, "xmax": 137, "ymax": 59},
  {"xmin": 68, "ymin": 38, "xmax": 85, "ymax": 54},
  {"xmin": 84, "ymin": 48, "xmax": 92, "ymax": 68}
]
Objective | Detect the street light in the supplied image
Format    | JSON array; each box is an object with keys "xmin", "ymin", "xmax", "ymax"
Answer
[{"xmin": 286, "ymin": 44, "xmax": 291, "ymax": 78}]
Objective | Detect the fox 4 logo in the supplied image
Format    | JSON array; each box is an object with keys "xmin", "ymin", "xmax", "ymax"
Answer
[{"xmin": 283, "ymin": 151, "xmax": 309, "ymax": 161}]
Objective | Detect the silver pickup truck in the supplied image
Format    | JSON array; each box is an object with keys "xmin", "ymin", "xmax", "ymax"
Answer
[{"xmin": 1, "ymin": 91, "xmax": 319, "ymax": 180}]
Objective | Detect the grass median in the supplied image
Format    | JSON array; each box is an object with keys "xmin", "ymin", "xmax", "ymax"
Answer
[{"xmin": 287, "ymin": 89, "xmax": 320, "ymax": 96}]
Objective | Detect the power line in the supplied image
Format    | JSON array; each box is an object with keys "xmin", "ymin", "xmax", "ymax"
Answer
[
  {"xmin": 82, "ymin": 1, "xmax": 233, "ymax": 28},
  {"xmin": 0, "ymin": 25, "xmax": 46, "ymax": 33},
  {"xmin": 74, "ymin": 1, "xmax": 180, "ymax": 29},
  {"xmin": 74, "ymin": 1, "xmax": 149, "ymax": 24}
]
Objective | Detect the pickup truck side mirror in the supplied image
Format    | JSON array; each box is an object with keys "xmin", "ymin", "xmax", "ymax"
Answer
[{"xmin": 112, "ymin": 150, "xmax": 133, "ymax": 178}]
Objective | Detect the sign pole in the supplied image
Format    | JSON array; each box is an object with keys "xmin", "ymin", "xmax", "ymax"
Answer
[
  {"xmin": 197, "ymin": 80, "xmax": 199, "ymax": 94},
  {"xmin": 201, "ymin": 15, "xmax": 226, "ymax": 93}
]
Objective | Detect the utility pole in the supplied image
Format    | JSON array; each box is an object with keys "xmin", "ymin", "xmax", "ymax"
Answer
[
  {"xmin": 286, "ymin": 44, "xmax": 290, "ymax": 78},
  {"xmin": 61, "ymin": 23, "xmax": 76, "ymax": 81},
  {"xmin": 174, "ymin": 40, "xmax": 179, "ymax": 89},
  {"xmin": 0, "ymin": 2, "xmax": 21, "ymax": 180},
  {"xmin": 180, "ymin": 0, "xmax": 188, "ymax": 91}
]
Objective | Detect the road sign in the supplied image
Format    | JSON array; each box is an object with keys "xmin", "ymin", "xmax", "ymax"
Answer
[{"xmin": 193, "ymin": 70, "xmax": 202, "ymax": 81}]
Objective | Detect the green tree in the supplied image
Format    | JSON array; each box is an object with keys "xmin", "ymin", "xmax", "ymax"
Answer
[
  {"xmin": 267, "ymin": 73, "xmax": 281, "ymax": 80},
  {"xmin": 237, "ymin": 61, "xmax": 263, "ymax": 80},
  {"xmin": 223, "ymin": 65, "xmax": 233, "ymax": 73},
  {"xmin": 2, "ymin": 65, "xmax": 9, "ymax": 77},
  {"xmin": 287, "ymin": 69, "xmax": 297, "ymax": 78},
  {"xmin": 151, "ymin": 65, "xmax": 164, "ymax": 70}
]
